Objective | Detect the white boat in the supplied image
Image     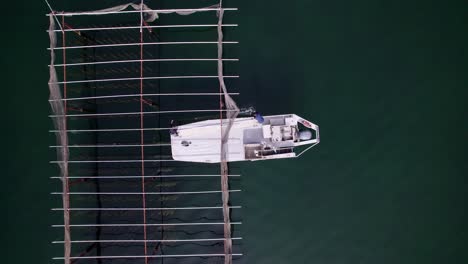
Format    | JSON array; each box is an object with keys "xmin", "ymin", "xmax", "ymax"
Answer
[{"xmin": 170, "ymin": 114, "xmax": 319, "ymax": 163}]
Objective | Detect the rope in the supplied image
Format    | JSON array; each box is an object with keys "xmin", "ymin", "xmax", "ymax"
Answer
[
  {"xmin": 48, "ymin": 14, "xmax": 71, "ymax": 264},
  {"xmin": 217, "ymin": 1, "xmax": 240, "ymax": 263}
]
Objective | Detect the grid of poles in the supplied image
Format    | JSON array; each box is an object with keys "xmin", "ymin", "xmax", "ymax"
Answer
[{"xmin": 47, "ymin": 1, "xmax": 242, "ymax": 264}]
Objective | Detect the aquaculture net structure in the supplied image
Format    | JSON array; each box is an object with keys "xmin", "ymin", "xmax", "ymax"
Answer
[{"xmin": 47, "ymin": 1, "xmax": 241, "ymax": 264}]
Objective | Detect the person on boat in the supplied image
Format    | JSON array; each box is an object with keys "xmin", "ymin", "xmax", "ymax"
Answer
[
  {"xmin": 169, "ymin": 120, "xmax": 178, "ymax": 136},
  {"xmin": 254, "ymin": 112, "xmax": 264, "ymax": 123}
]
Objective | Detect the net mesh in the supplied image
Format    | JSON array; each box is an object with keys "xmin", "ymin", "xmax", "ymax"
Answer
[{"xmin": 48, "ymin": 1, "xmax": 239, "ymax": 264}]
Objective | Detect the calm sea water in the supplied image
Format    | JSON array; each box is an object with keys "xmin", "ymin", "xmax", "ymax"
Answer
[{"xmin": 2, "ymin": 0, "xmax": 467, "ymax": 263}]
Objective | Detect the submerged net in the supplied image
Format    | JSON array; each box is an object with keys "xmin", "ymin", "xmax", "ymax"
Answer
[{"xmin": 48, "ymin": 1, "xmax": 239, "ymax": 264}]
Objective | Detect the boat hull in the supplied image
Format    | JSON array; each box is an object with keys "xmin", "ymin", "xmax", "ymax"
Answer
[{"xmin": 170, "ymin": 114, "xmax": 319, "ymax": 163}]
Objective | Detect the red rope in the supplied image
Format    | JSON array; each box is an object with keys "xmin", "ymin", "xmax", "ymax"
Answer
[
  {"xmin": 143, "ymin": 20, "xmax": 153, "ymax": 33},
  {"xmin": 62, "ymin": 15, "xmax": 72, "ymax": 264},
  {"xmin": 63, "ymin": 22, "xmax": 82, "ymax": 36},
  {"xmin": 70, "ymin": 243, "xmax": 97, "ymax": 264},
  {"xmin": 139, "ymin": 10, "xmax": 149, "ymax": 264}
]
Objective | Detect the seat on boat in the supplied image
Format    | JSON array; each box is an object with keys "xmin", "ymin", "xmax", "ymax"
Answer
[{"xmin": 243, "ymin": 128, "xmax": 264, "ymax": 144}]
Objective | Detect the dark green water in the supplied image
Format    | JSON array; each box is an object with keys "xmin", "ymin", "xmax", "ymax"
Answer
[{"xmin": 2, "ymin": 0, "xmax": 467, "ymax": 263}]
